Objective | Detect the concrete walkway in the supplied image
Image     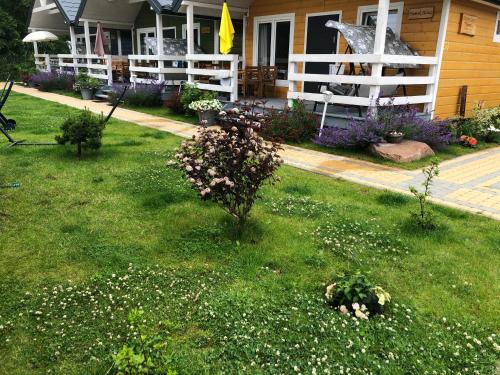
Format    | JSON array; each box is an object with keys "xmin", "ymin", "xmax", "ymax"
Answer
[{"xmin": 10, "ymin": 85, "xmax": 500, "ymax": 221}]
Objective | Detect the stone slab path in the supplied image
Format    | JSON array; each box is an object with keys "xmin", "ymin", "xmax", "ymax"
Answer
[{"xmin": 9, "ymin": 85, "xmax": 500, "ymax": 221}]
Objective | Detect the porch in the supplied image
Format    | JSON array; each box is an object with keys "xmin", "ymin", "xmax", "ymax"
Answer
[{"xmin": 29, "ymin": 0, "xmax": 449, "ymax": 119}]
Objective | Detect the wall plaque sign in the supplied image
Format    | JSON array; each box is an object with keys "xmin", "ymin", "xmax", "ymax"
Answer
[
  {"xmin": 408, "ymin": 7, "xmax": 434, "ymax": 19},
  {"xmin": 459, "ymin": 13, "xmax": 478, "ymax": 36}
]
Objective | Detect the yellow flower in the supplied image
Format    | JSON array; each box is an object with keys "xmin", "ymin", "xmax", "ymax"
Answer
[{"xmin": 373, "ymin": 286, "xmax": 391, "ymax": 306}]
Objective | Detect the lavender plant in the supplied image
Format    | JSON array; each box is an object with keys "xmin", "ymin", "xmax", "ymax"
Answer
[
  {"xmin": 30, "ymin": 71, "xmax": 75, "ymax": 92},
  {"xmin": 172, "ymin": 106, "xmax": 283, "ymax": 228},
  {"xmin": 111, "ymin": 83, "xmax": 164, "ymax": 107}
]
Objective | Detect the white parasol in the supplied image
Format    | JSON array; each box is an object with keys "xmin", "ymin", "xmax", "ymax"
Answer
[{"xmin": 22, "ymin": 31, "xmax": 59, "ymax": 43}]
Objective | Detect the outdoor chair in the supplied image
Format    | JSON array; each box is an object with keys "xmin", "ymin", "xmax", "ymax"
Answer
[
  {"xmin": 243, "ymin": 66, "xmax": 262, "ymax": 97},
  {"xmin": 0, "ymin": 81, "xmax": 16, "ymax": 131},
  {"xmin": 261, "ymin": 66, "xmax": 278, "ymax": 98}
]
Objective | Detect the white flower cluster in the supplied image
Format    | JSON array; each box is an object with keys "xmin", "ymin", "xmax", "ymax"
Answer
[{"xmin": 188, "ymin": 99, "xmax": 223, "ymax": 112}]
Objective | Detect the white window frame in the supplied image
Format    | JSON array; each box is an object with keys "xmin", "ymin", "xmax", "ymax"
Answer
[
  {"xmin": 357, "ymin": 2, "xmax": 404, "ymax": 37},
  {"xmin": 163, "ymin": 26, "xmax": 177, "ymax": 39},
  {"xmin": 252, "ymin": 13, "xmax": 295, "ymax": 87},
  {"xmin": 302, "ymin": 11, "xmax": 342, "ymax": 93},
  {"xmin": 136, "ymin": 27, "xmax": 156, "ymax": 56},
  {"xmin": 182, "ymin": 23, "xmax": 201, "ymax": 44},
  {"xmin": 494, "ymin": 12, "xmax": 500, "ymax": 43}
]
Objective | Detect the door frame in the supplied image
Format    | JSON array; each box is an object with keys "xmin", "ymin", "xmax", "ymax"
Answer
[
  {"xmin": 302, "ymin": 11, "xmax": 342, "ymax": 93},
  {"xmin": 136, "ymin": 27, "xmax": 156, "ymax": 56},
  {"xmin": 182, "ymin": 23, "xmax": 201, "ymax": 44},
  {"xmin": 252, "ymin": 13, "xmax": 295, "ymax": 87}
]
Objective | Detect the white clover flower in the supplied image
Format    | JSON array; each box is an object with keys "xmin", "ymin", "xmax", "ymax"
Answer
[{"xmin": 352, "ymin": 303, "xmax": 360, "ymax": 311}]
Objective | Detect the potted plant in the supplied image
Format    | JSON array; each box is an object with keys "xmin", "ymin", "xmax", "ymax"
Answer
[
  {"xmin": 386, "ymin": 130, "xmax": 404, "ymax": 144},
  {"xmin": 75, "ymin": 73, "xmax": 102, "ymax": 100},
  {"xmin": 188, "ymin": 99, "xmax": 224, "ymax": 126}
]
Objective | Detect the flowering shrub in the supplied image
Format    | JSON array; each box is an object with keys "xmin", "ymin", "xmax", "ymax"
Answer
[
  {"xmin": 263, "ymin": 100, "xmax": 319, "ymax": 143},
  {"xmin": 180, "ymin": 83, "xmax": 216, "ymax": 114},
  {"xmin": 454, "ymin": 105, "xmax": 500, "ymax": 142},
  {"xmin": 74, "ymin": 72, "xmax": 102, "ymax": 91},
  {"xmin": 315, "ymin": 101, "xmax": 454, "ymax": 149},
  {"xmin": 459, "ymin": 135, "xmax": 478, "ymax": 147},
  {"xmin": 30, "ymin": 71, "xmax": 75, "ymax": 92},
  {"xmin": 325, "ymin": 272, "xmax": 390, "ymax": 318},
  {"xmin": 188, "ymin": 99, "xmax": 223, "ymax": 112},
  {"xmin": 110, "ymin": 83, "xmax": 164, "ymax": 107},
  {"xmin": 172, "ymin": 107, "xmax": 283, "ymax": 227}
]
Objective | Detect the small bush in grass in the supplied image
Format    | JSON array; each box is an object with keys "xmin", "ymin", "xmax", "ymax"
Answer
[
  {"xmin": 409, "ymin": 159, "xmax": 439, "ymax": 229},
  {"xmin": 452, "ymin": 105, "xmax": 500, "ymax": 142},
  {"xmin": 56, "ymin": 109, "xmax": 106, "ymax": 157},
  {"xmin": 111, "ymin": 83, "xmax": 164, "ymax": 107},
  {"xmin": 172, "ymin": 106, "xmax": 283, "ymax": 228},
  {"xmin": 30, "ymin": 71, "xmax": 75, "ymax": 92},
  {"xmin": 325, "ymin": 271, "xmax": 391, "ymax": 318},
  {"xmin": 315, "ymin": 101, "xmax": 454, "ymax": 149},
  {"xmin": 262, "ymin": 100, "xmax": 319, "ymax": 142},
  {"xmin": 112, "ymin": 309, "xmax": 176, "ymax": 375}
]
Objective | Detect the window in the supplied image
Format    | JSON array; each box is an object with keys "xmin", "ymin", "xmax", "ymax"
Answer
[
  {"xmin": 494, "ymin": 12, "xmax": 500, "ymax": 43},
  {"xmin": 136, "ymin": 27, "xmax": 156, "ymax": 56},
  {"xmin": 357, "ymin": 2, "xmax": 404, "ymax": 37},
  {"xmin": 163, "ymin": 27, "xmax": 176, "ymax": 39},
  {"xmin": 182, "ymin": 23, "xmax": 201, "ymax": 46},
  {"xmin": 253, "ymin": 13, "xmax": 295, "ymax": 86}
]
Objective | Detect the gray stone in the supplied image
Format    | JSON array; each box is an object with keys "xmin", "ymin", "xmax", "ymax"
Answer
[{"xmin": 369, "ymin": 140, "xmax": 435, "ymax": 163}]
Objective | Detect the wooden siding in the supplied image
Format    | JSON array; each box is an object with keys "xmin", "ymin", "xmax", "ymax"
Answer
[
  {"xmin": 245, "ymin": 0, "xmax": 444, "ymax": 99},
  {"xmin": 435, "ymin": 0, "xmax": 500, "ymax": 118}
]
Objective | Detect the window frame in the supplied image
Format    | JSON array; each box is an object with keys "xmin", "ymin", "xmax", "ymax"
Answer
[
  {"xmin": 357, "ymin": 2, "xmax": 405, "ymax": 37},
  {"xmin": 182, "ymin": 23, "xmax": 201, "ymax": 46},
  {"xmin": 252, "ymin": 13, "xmax": 295, "ymax": 87},
  {"xmin": 494, "ymin": 12, "xmax": 500, "ymax": 43},
  {"xmin": 136, "ymin": 27, "xmax": 156, "ymax": 56}
]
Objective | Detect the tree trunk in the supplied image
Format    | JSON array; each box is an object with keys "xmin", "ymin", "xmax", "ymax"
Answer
[{"xmin": 77, "ymin": 143, "xmax": 82, "ymax": 158}]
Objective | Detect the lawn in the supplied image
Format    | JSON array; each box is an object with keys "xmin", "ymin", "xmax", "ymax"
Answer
[{"xmin": 0, "ymin": 93, "xmax": 499, "ymax": 374}]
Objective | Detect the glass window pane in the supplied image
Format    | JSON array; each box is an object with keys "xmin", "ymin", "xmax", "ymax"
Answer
[
  {"xmin": 362, "ymin": 10, "xmax": 399, "ymax": 34},
  {"xmin": 257, "ymin": 22, "xmax": 272, "ymax": 66},
  {"xmin": 496, "ymin": 20, "xmax": 500, "ymax": 35},
  {"xmin": 275, "ymin": 21, "xmax": 291, "ymax": 80}
]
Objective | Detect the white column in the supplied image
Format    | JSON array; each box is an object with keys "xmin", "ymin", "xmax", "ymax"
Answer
[
  {"xmin": 368, "ymin": 0, "xmax": 390, "ymax": 111},
  {"xmin": 156, "ymin": 13, "xmax": 165, "ymax": 82},
  {"xmin": 33, "ymin": 41, "xmax": 39, "ymax": 55},
  {"xmin": 288, "ymin": 60, "xmax": 298, "ymax": 107},
  {"xmin": 84, "ymin": 20, "xmax": 92, "ymax": 70},
  {"xmin": 131, "ymin": 27, "xmax": 135, "ymax": 55},
  {"xmin": 117, "ymin": 30, "xmax": 123, "ymax": 56},
  {"xmin": 186, "ymin": 3, "xmax": 195, "ymax": 83},
  {"xmin": 230, "ymin": 54, "xmax": 239, "ymax": 102},
  {"xmin": 69, "ymin": 25, "xmax": 79, "ymax": 75},
  {"xmin": 214, "ymin": 20, "xmax": 219, "ymax": 54},
  {"xmin": 242, "ymin": 15, "xmax": 247, "ymax": 68},
  {"xmin": 425, "ymin": 0, "xmax": 451, "ymax": 117}
]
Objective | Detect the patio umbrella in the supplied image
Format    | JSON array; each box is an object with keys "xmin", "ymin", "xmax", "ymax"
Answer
[
  {"xmin": 22, "ymin": 31, "xmax": 58, "ymax": 43},
  {"xmin": 94, "ymin": 22, "xmax": 106, "ymax": 57},
  {"xmin": 219, "ymin": 1, "xmax": 235, "ymax": 54}
]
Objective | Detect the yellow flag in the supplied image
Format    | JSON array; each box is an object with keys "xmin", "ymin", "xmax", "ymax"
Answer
[{"xmin": 219, "ymin": 1, "xmax": 235, "ymax": 54}]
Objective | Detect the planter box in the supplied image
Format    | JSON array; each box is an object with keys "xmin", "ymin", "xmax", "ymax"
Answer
[
  {"xmin": 198, "ymin": 110, "xmax": 218, "ymax": 126},
  {"xmin": 81, "ymin": 88, "xmax": 94, "ymax": 100}
]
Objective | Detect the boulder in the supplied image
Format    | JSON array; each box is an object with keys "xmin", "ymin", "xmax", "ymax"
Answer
[{"xmin": 369, "ymin": 140, "xmax": 435, "ymax": 163}]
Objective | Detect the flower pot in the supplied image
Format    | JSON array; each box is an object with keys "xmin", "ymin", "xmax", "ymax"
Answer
[
  {"xmin": 80, "ymin": 88, "xmax": 94, "ymax": 100},
  {"xmin": 386, "ymin": 133, "xmax": 404, "ymax": 144},
  {"xmin": 198, "ymin": 110, "xmax": 218, "ymax": 126}
]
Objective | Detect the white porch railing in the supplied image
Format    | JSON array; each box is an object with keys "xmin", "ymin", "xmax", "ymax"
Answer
[
  {"xmin": 128, "ymin": 55, "xmax": 187, "ymax": 85},
  {"xmin": 186, "ymin": 54, "xmax": 239, "ymax": 102},
  {"xmin": 34, "ymin": 53, "xmax": 55, "ymax": 72},
  {"xmin": 57, "ymin": 54, "xmax": 113, "ymax": 85},
  {"xmin": 288, "ymin": 54, "xmax": 438, "ymax": 111}
]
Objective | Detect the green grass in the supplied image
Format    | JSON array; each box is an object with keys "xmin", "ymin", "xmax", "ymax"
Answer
[
  {"xmin": 121, "ymin": 103, "xmax": 199, "ymax": 125},
  {"xmin": 0, "ymin": 93, "xmax": 499, "ymax": 374}
]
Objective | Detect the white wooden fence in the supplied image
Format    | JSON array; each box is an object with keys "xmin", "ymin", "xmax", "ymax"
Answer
[
  {"xmin": 186, "ymin": 54, "xmax": 239, "ymax": 102},
  {"xmin": 128, "ymin": 55, "xmax": 186, "ymax": 85},
  {"xmin": 288, "ymin": 53, "xmax": 438, "ymax": 111}
]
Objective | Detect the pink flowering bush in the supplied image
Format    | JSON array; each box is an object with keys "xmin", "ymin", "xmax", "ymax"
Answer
[{"xmin": 173, "ymin": 107, "xmax": 283, "ymax": 227}]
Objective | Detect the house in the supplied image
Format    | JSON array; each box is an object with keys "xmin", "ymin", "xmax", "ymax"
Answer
[{"xmin": 28, "ymin": 0, "xmax": 500, "ymax": 119}]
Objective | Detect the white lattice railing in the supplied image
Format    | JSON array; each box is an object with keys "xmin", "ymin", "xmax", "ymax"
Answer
[
  {"xmin": 186, "ymin": 54, "xmax": 239, "ymax": 102},
  {"xmin": 34, "ymin": 53, "xmax": 56, "ymax": 72},
  {"xmin": 57, "ymin": 54, "xmax": 113, "ymax": 85},
  {"xmin": 288, "ymin": 53, "xmax": 438, "ymax": 111},
  {"xmin": 128, "ymin": 55, "xmax": 187, "ymax": 85}
]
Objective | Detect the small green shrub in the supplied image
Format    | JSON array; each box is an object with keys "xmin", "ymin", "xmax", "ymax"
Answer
[
  {"xmin": 409, "ymin": 159, "xmax": 439, "ymax": 229},
  {"xmin": 325, "ymin": 271, "xmax": 391, "ymax": 318},
  {"xmin": 263, "ymin": 100, "xmax": 319, "ymax": 142},
  {"xmin": 112, "ymin": 309, "xmax": 176, "ymax": 375},
  {"xmin": 74, "ymin": 72, "xmax": 102, "ymax": 91},
  {"xmin": 453, "ymin": 105, "xmax": 500, "ymax": 142},
  {"xmin": 55, "ymin": 109, "xmax": 106, "ymax": 157}
]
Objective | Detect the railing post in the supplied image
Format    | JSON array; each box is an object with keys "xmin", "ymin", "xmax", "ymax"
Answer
[
  {"xmin": 84, "ymin": 20, "xmax": 92, "ymax": 73},
  {"xmin": 129, "ymin": 58, "xmax": 136, "ymax": 87},
  {"xmin": 45, "ymin": 55, "xmax": 51, "ymax": 73},
  {"xmin": 368, "ymin": 0, "xmax": 390, "ymax": 114},
  {"xmin": 156, "ymin": 13, "xmax": 165, "ymax": 83},
  {"xmin": 107, "ymin": 55, "xmax": 113, "ymax": 86},
  {"xmin": 186, "ymin": 3, "xmax": 195, "ymax": 83},
  {"xmin": 230, "ymin": 55, "xmax": 238, "ymax": 102},
  {"xmin": 288, "ymin": 59, "xmax": 298, "ymax": 108},
  {"xmin": 58, "ymin": 55, "xmax": 63, "ymax": 74},
  {"xmin": 69, "ymin": 25, "xmax": 79, "ymax": 75}
]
